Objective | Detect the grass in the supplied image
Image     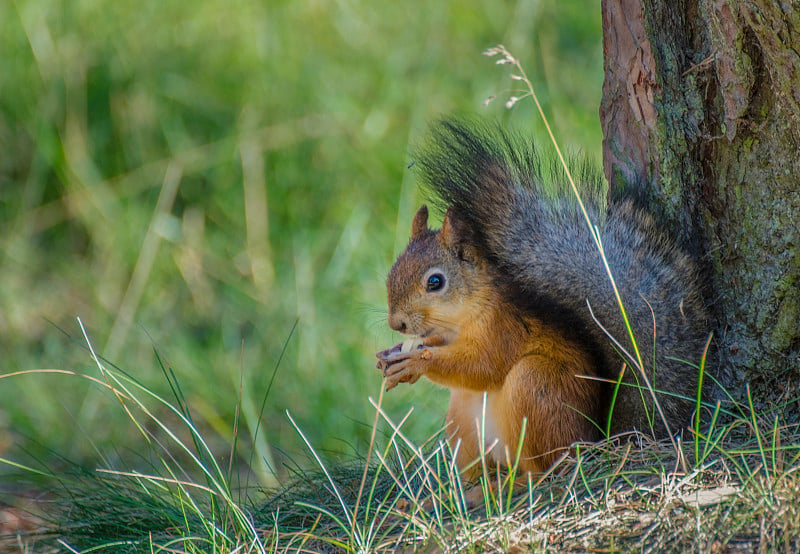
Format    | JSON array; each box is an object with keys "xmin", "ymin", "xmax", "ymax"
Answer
[
  {"xmin": 4, "ymin": 334, "xmax": 800, "ymax": 552},
  {"xmin": 0, "ymin": 0, "xmax": 603, "ymax": 477}
]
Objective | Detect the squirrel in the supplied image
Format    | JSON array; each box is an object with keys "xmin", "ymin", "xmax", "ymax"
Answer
[{"xmin": 375, "ymin": 118, "xmax": 709, "ymax": 477}]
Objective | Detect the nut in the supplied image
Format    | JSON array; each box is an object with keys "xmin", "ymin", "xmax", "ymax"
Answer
[{"xmin": 400, "ymin": 337, "xmax": 425, "ymax": 353}]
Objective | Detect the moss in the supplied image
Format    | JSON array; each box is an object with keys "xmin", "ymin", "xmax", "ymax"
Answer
[
  {"xmin": 771, "ymin": 293, "xmax": 800, "ymax": 352},
  {"xmin": 770, "ymin": 262, "xmax": 800, "ymax": 351}
]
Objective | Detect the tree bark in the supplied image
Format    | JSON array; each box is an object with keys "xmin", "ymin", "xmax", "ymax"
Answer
[{"xmin": 600, "ymin": 0, "xmax": 800, "ymax": 405}]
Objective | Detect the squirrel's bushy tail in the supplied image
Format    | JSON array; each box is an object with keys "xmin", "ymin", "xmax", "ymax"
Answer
[
  {"xmin": 414, "ymin": 118, "xmax": 709, "ymax": 436},
  {"xmin": 416, "ymin": 118, "xmax": 606, "ymax": 257}
]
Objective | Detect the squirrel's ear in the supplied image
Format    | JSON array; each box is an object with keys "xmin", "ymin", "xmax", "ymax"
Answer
[
  {"xmin": 441, "ymin": 207, "xmax": 476, "ymax": 261},
  {"xmin": 411, "ymin": 205, "xmax": 429, "ymax": 239}
]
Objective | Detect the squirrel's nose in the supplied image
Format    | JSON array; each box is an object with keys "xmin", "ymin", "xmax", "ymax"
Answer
[{"xmin": 388, "ymin": 312, "xmax": 408, "ymax": 334}]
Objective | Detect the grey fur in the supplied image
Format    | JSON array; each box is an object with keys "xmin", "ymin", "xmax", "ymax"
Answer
[{"xmin": 414, "ymin": 118, "xmax": 710, "ymax": 436}]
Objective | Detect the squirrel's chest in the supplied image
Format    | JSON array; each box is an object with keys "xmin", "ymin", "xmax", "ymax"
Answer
[{"xmin": 448, "ymin": 389, "xmax": 509, "ymax": 465}]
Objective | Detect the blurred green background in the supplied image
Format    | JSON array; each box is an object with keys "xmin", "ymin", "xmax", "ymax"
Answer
[{"xmin": 0, "ymin": 0, "xmax": 602, "ymax": 484}]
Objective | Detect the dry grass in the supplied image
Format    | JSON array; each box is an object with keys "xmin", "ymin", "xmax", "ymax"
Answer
[{"xmin": 259, "ymin": 414, "xmax": 800, "ymax": 553}]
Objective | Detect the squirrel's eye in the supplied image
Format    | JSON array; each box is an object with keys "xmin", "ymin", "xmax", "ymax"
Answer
[{"xmin": 426, "ymin": 273, "xmax": 445, "ymax": 292}]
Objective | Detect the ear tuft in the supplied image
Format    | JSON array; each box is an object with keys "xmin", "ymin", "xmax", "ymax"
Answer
[
  {"xmin": 411, "ymin": 205, "xmax": 429, "ymax": 238},
  {"xmin": 440, "ymin": 207, "xmax": 472, "ymax": 255}
]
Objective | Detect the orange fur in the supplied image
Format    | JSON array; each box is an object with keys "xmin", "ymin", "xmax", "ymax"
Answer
[
  {"xmin": 378, "ymin": 256, "xmax": 602, "ymax": 478},
  {"xmin": 438, "ymin": 293, "xmax": 601, "ymax": 477}
]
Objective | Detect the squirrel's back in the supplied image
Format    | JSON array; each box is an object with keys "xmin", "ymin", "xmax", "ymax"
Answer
[{"xmin": 414, "ymin": 118, "xmax": 709, "ymax": 435}]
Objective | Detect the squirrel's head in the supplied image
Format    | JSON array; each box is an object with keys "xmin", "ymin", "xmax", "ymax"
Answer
[{"xmin": 386, "ymin": 205, "xmax": 492, "ymax": 341}]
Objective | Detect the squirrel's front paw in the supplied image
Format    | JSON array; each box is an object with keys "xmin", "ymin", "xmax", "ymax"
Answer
[{"xmin": 376, "ymin": 348, "xmax": 433, "ymax": 391}]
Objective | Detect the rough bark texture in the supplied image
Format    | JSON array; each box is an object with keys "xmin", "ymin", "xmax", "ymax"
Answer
[{"xmin": 600, "ymin": 0, "xmax": 800, "ymax": 406}]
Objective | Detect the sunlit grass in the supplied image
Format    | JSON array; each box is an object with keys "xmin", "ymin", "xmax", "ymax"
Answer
[{"xmin": 0, "ymin": 0, "xmax": 603, "ymax": 474}]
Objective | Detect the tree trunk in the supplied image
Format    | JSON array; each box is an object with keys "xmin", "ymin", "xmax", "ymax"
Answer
[{"xmin": 600, "ymin": 0, "xmax": 800, "ymax": 406}]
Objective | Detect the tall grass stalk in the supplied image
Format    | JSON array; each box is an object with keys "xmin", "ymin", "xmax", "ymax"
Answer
[
  {"xmin": 484, "ymin": 44, "xmax": 687, "ymax": 462},
  {"xmin": 694, "ymin": 333, "xmax": 714, "ymax": 462}
]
